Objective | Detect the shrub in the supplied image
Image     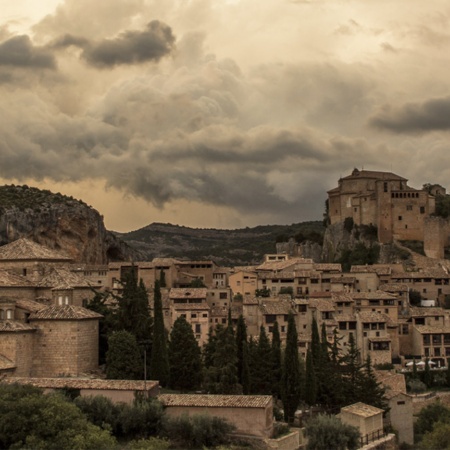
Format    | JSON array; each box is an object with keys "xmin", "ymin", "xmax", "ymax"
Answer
[
  {"xmin": 125, "ymin": 437, "xmax": 170, "ymax": 450},
  {"xmin": 344, "ymin": 217, "xmax": 354, "ymax": 233},
  {"xmin": 407, "ymin": 379, "xmax": 427, "ymax": 394},
  {"xmin": 163, "ymin": 413, "xmax": 235, "ymax": 448}
]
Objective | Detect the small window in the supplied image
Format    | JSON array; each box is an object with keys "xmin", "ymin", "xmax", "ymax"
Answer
[
  {"xmin": 397, "ymin": 401, "xmax": 405, "ymax": 405},
  {"xmin": 420, "ymin": 206, "xmax": 425, "ymax": 214},
  {"xmin": 398, "ymin": 216, "xmax": 402, "ymax": 221},
  {"xmin": 195, "ymin": 324, "xmax": 201, "ymax": 333},
  {"xmin": 191, "ymin": 313, "xmax": 197, "ymax": 319}
]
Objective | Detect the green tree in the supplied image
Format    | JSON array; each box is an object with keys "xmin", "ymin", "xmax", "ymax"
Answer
[
  {"xmin": 150, "ymin": 280, "xmax": 170, "ymax": 387},
  {"xmin": 204, "ymin": 325, "xmax": 241, "ymax": 394},
  {"xmin": 420, "ymin": 421, "xmax": 450, "ymax": 450},
  {"xmin": 251, "ymin": 326, "xmax": 273, "ymax": 394},
  {"xmin": 409, "ymin": 289, "xmax": 422, "ymax": 306},
  {"xmin": 281, "ymin": 313, "xmax": 302, "ymax": 423},
  {"xmin": 190, "ymin": 278, "xmax": 206, "ymax": 288},
  {"xmin": 415, "ymin": 402, "xmax": 450, "ymax": 442},
  {"xmin": 106, "ymin": 330, "xmax": 142, "ymax": 379},
  {"xmin": 203, "ymin": 327, "xmax": 217, "ymax": 369},
  {"xmin": 255, "ymin": 288, "xmax": 271, "ymax": 298},
  {"xmin": 341, "ymin": 333, "xmax": 363, "ymax": 405},
  {"xmin": 279, "ymin": 286, "xmax": 294, "ymax": 297},
  {"xmin": 271, "ymin": 321, "xmax": 282, "ymax": 398},
  {"xmin": 359, "ymin": 356, "xmax": 386, "ymax": 410},
  {"xmin": 0, "ymin": 384, "xmax": 116, "ymax": 450},
  {"xmin": 168, "ymin": 316, "xmax": 203, "ymax": 391},
  {"xmin": 235, "ymin": 315, "xmax": 248, "ymax": 386},
  {"xmin": 241, "ymin": 340, "xmax": 251, "ymax": 394},
  {"xmin": 304, "ymin": 349, "xmax": 317, "ymax": 406},
  {"xmin": 422, "ymin": 357, "xmax": 434, "ymax": 388},
  {"xmin": 305, "ymin": 414, "xmax": 360, "ymax": 450}
]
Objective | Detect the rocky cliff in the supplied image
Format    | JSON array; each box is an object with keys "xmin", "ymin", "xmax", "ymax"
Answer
[{"xmin": 0, "ymin": 185, "xmax": 137, "ymax": 264}]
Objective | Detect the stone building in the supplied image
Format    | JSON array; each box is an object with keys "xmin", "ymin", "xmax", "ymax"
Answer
[{"xmin": 328, "ymin": 168, "xmax": 436, "ymax": 244}]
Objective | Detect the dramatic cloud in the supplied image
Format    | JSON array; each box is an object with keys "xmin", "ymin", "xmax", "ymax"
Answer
[
  {"xmin": 369, "ymin": 96, "xmax": 450, "ymax": 133},
  {"xmin": 2, "ymin": 0, "xmax": 450, "ymax": 231},
  {"xmin": 0, "ymin": 35, "xmax": 55, "ymax": 68}
]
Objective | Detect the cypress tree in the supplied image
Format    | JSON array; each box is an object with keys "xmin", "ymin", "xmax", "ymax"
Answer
[
  {"xmin": 149, "ymin": 280, "xmax": 170, "ymax": 387},
  {"xmin": 412, "ymin": 358, "xmax": 418, "ymax": 380},
  {"xmin": 235, "ymin": 315, "xmax": 248, "ymax": 385},
  {"xmin": 311, "ymin": 317, "xmax": 321, "ymax": 366},
  {"xmin": 341, "ymin": 333, "xmax": 362, "ymax": 405},
  {"xmin": 281, "ymin": 313, "xmax": 302, "ymax": 423},
  {"xmin": 271, "ymin": 321, "xmax": 282, "ymax": 398},
  {"xmin": 241, "ymin": 340, "xmax": 251, "ymax": 394},
  {"xmin": 359, "ymin": 356, "xmax": 386, "ymax": 410},
  {"xmin": 446, "ymin": 358, "xmax": 450, "ymax": 387},
  {"xmin": 423, "ymin": 357, "xmax": 434, "ymax": 388},
  {"xmin": 304, "ymin": 348, "xmax": 317, "ymax": 406},
  {"xmin": 252, "ymin": 326, "xmax": 273, "ymax": 394},
  {"xmin": 159, "ymin": 270, "xmax": 166, "ymax": 288},
  {"xmin": 168, "ymin": 316, "xmax": 203, "ymax": 391}
]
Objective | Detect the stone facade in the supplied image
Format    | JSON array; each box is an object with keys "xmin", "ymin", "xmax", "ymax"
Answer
[{"xmin": 328, "ymin": 169, "xmax": 436, "ymax": 244}]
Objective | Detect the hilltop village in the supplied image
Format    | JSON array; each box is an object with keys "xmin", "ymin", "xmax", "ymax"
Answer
[{"xmin": 2, "ymin": 169, "xmax": 450, "ymax": 448}]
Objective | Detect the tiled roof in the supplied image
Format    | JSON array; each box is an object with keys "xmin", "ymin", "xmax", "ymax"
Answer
[
  {"xmin": 358, "ymin": 311, "xmax": 389, "ymax": 323},
  {"xmin": 177, "ymin": 260, "xmax": 215, "ymax": 265},
  {"xmin": 330, "ymin": 277, "xmax": 355, "ymax": 284},
  {"xmin": 350, "ymin": 291, "xmax": 397, "ymax": 300},
  {"xmin": 414, "ymin": 325, "xmax": 450, "ymax": 334},
  {"xmin": 315, "ymin": 263, "xmax": 342, "ymax": 272},
  {"xmin": 263, "ymin": 272, "xmax": 295, "ymax": 280},
  {"xmin": 341, "ymin": 401, "xmax": 385, "ymax": 417},
  {"xmin": 368, "ymin": 337, "xmax": 391, "ymax": 342},
  {"xmin": 350, "ymin": 265, "xmax": 391, "ymax": 275},
  {"xmin": 0, "ymin": 321, "xmax": 36, "ymax": 332},
  {"xmin": 37, "ymin": 267, "xmax": 92, "ymax": 289},
  {"xmin": 2, "ymin": 377, "xmax": 159, "ymax": 391},
  {"xmin": 260, "ymin": 301, "xmax": 295, "ymax": 315},
  {"xmin": 243, "ymin": 295, "xmax": 259, "ymax": 305},
  {"xmin": 29, "ymin": 305, "xmax": 103, "ymax": 320},
  {"xmin": 210, "ymin": 306, "xmax": 242, "ymax": 317},
  {"xmin": 256, "ymin": 260, "xmax": 298, "ymax": 271},
  {"xmin": 15, "ymin": 299, "xmax": 47, "ymax": 313},
  {"xmin": 375, "ymin": 371, "xmax": 407, "ymax": 394},
  {"xmin": 169, "ymin": 288, "xmax": 208, "ymax": 299},
  {"xmin": 158, "ymin": 394, "xmax": 272, "ymax": 408},
  {"xmin": 331, "ymin": 293, "xmax": 354, "ymax": 303},
  {"xmin": 392, "ymin": 270, "xmax": 449, "ymax": 279},
  {"xmin": 379, "ymin": 283, "xmax": 409, "ymax": 292},
  {"xmin": 153, "ymin": 258, "xmax": 182, "ymax": 266},
  {"xmin": 341, "ymin": 169, "xmax": 406, "ymax": 182},
  {"xmin": 0, "ymin": 270, "xmax": 34, "ymax": 287},
  {"xmin": 410, "ymin": 307, "xmax": 445, "ymax": 317},
  {"xmin": 0, "ymin": 354, "xmax": 15, "ymax": 371},
  {"xmin": 335, "ymin": 313, "xmax": 357, "ymax": 322},
  {"xmin": 308, "ymin": 299, "xmax": 335, "ymax": 312},
  {"xmin": 0, "ymin": 238, "xmax": 71, "ymax": 261}
]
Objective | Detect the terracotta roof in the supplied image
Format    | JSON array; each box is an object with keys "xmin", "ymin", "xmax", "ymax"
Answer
[
  {"xmin": 379, "ymin": 283, "xmax": 409, "ymax": 293},
  {"xmin": 350, "ymin": 265, "xmax": 391, "ymax": 275},
  {"xmin": 375, "ymin": 371, "xmax": 407, "ymax": 394},
  {"xmin": 358, "ymin": 311, "xmax": 389, "ymax": 323},
  {"xmin": 330, "ymin": 277, "xmax": 355, "ymax": 284},
  {"xmin": 331, "ymin": 293, "xmax": 354, "ymax": 303},
  {"xmin": 15, "ymin": 299, "xmax": 47, "ymax": 313},
  {"xmin": 29, "ymin": 305, "xmax": 103, "ymax": 320},
  {"xmin": 341, "ymin": 401, "xmax": 385, "ymax": 417},
  {"xmin": 368, "ymin": 337, "xmax": 391, "ymax": 342},
  {"xmin": 2, "ymin": 377, "xmax": 159, "ymax": 391},
  {"xmin": 210, "ymin": 306, "xmax": 242, "ymax": 317},
  {"xmin": 315, "ymin": 263, "xmax": 342, "ymax": 272},
  {"xmin": 0, "ymin": 238, "xmax": 71, "ymax": 261},
  {"xmin": 308, "ymin": 299, "xmax": 335, "ymax": 312},
  {"xmin": 260, "ymin": 301, "xmax": 295, "ymax": 315},
  {"xmin": 0, "ymin": 321, "xmax": 36, "ymax": 332},
  {"xmin": 37, "ymin": 267, "xmax": 92, "ymax": 289},
  {"xmin": 392, "ymin": 271, "xmax": 449, "ymax": 279},
  {"xmin": 263, "ymin": 272, "xmax": 295, "ymax": 280},
  {"xmin": 335, "ymin": 313, "xmax": 357, "ymax": 322},
  {"xmin": 169, "ymin": 288, "xmax": 208, "ymax": 299},
  {"xmin": 0, "ymin": 354, "xmax": 15, "ymax": 371},
  {"xmin": 153, "ymin": 258, "xmax": 182, "ymax": 266},
  {"xmin": 0, "ymin": 270, "xmax": 34, "ymax": 287},
  {"xmin": 350, "ymin": 291, "xmax": 397, "ymax": 300},
  {"xmin": 410, "ymin": 307, "xmax": 445, "ymax": 317},
  {"xmin": 158, "ymin": 394, "xmax": 272, "ymax": 408},
  {"xmin": 340, "ymin": 169, "xmax": 406, "ymax": 182},
  {"xmin": 243, "ymin": 295, "xmax": 259, "ymax": 305},
  {"xmin": 414, "ymin": 325, "xmax": 450, "ymax": 334},
  {"xmin": 256, "ymin": 260, "xmax": 298, "ymax": 272}
]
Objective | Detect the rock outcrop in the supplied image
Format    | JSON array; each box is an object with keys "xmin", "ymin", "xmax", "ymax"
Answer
[{"xmin": 0, "ymin": 185, "xmax": 137, "ymax": 264}]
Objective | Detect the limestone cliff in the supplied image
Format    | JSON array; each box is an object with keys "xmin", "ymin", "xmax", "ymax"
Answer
[{"xmin": 0, "ymin": 185, "xmax": 137, "ymax": 264}]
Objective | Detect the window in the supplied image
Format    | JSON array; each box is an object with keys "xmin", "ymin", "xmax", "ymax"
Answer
[
  {"xmin": 435, "ymin": 348, "xmax": 441, "ymax": 357},
  {"xmin": 398, "ymin": 216, "xmax": 402, "ymax": 221},
  {"xmin": 384, "ymin": 182, "xmax": 388, "ymax": 192},
  {"xmin": 339, "ymin": 322, "xmax": 347, "ymax": 330},
  {"xmin": 202, "ymin": 313, "xmax": 208, "ymax": 318},
  {"xmin": 6, "ymin": 309, "xmax": 13, "ymax": 319},
  {"xmin": 191, "ymin": 313, "xmax": 197, "ymax": 319},
  {"xmin": 195, "ymin": 324, "xmax": 201, "ymax": 333},
  {"xmin": 219, "ymin": 292, "xmax": 227, "ymax": 299},
  {"xmin": 420, "ymin": 206, "xmax": 425, "ymax": 214},
  {"xmin": 281, "ymin": 326, "xmax": 286, "ymax": 332},
  {"xmin": 349, "ymin": 322, "xmax": 356, "ymax": 330},
  {"xmin": 423, "ymin": 335, "xmax": 430, "ymax": 345},
  {"xmin": 397, "ymin": 401, "xmax": 405, "ymax": 405}
]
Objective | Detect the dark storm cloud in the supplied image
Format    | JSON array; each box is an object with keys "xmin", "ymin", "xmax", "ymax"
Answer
[
  {"xmin": 369, "ymin": 96, "xmax": 450, "ymax": 133},
  {"xmin": 50, "ymin": 34, "xmax": 90, "ymax": 49},
  {"xmin": 0, "ymin": 35, "xmax": 56, "ymax": 68},
  {"xmin": 81, "ymin": 20, "xmax": 175, "ymax": 68}
]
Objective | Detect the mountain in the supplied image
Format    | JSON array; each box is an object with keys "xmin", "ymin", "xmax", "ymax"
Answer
[
  {"xmin": 116, "ymin": 221, "xmax": 325, "ymax": 266},
  {"xmin": 0, "ymin": 185, "xmax": 137, "ymax": 264}
]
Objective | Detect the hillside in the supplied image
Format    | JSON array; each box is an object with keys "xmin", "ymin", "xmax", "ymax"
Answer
[
  {"xmin": 0, "ymin": 185, "xmax": 137, "ymax": 264},
  {"xmin": 116, "ymin": 221, "xmax": 325, "ymax": 266}
]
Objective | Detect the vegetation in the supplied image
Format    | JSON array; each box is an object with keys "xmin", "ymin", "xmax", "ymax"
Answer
[
  {"xmin": 168, "ymin": 316, "xmax": 203, "ymax": 391},
  {"xmin": 0, "ymin": 384, "xmax": 115, "ymax": 450},
  {"xmin": 150, "ymin": 281, "xmax": 170, "ymax": 387},
  {"xmin": 120, "ymin": 221, "xmax": 325, "ymax": 267},
  {"xmin": 305, "ymin": 414, "xmax": 360, "ymax": 450},
  {"xmin": 106, "ymin": 330, "xmax": 142, "ymax": 380},
  {"xmin": 338, "ymin": 242, "xmax": 380, "ymax": 272},
  {"xmin": 414, "ymin": 403, "xmax": 450, "ymax": 444}
]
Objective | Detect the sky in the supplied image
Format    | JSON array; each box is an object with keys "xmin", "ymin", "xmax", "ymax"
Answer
[{"xmin": 2, "ymin": 0, "xmax": 450, "ymax": 232}]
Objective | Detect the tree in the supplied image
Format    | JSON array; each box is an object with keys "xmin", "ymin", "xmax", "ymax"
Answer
[
  {"xmin": 414, "ymin": 402, "xmax": 450, "ymax": 442},
  {"xmin": 422, "ymin": 357, "xmax": 434, "ymax": 388},
  {"xmin": 241, "ymin": 340, "xmax": 251, "ymax": 394},
  {"xmin": 255, "ymin": 288, "xmax": 271, "ymax": 298},
  {"xmin": 235, "ymin": 315, "xmax": 248, "ymax": 386},
  {"xmin": 251, "ymin": 326, "xmax": 273, "ymax": 394},
  {"xmin": 359, "ymin": 356, "xmax": 386, "ymax": 410},
  {"xmin": 106, "ymin": 330, "xmax": 142, "ymax": 379},
  {"xmin": 204, "ymin": 325, "xmax": 241, "ymax": 394},
  {"xmin": 420, "ymin": 422, "xmax": 450, "ymax": 450},
  {"xmin": 190, "ymin": 278, "xmax": 206, "ymax": 288},
  {"xmin": 304, "ymin": 349, "xmax": 317, "ymax": 406},
  {"xmin": 409, "ymin": 289, "xmax": 422, "ymax": 306},
  {"xmin": 0, "ymin": 384, "xmax": 116, "ymax": 450},
  {"xmin": 281, "ymin": 313, "xmax": 302, "ymax": 423},
  {"xmin": 150, "ymin": 280, "xmax": 170, "ymax": 387},
  {"xmin": 168, "ymin": 316, "xmax": 203, "ymax": 391},
  {"xmin": 203, "ymin": 327, "xmax": 217, "ymax": 369},
  {"xmin": 341, "ymin": 333, "xmax": 363, "ymax": 405},
  {"xmin": 305, "ymin": 414, "xmax": 360, "ymax": 450},
  {"xmin": 271, "ymin": 321, "xmax": 282, "ymax": 398}
]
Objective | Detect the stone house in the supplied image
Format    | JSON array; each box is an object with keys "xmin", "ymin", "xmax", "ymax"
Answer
[
  {"xmin": 229, "ymin": 270, "xmax": 258, "ymax": 297},
  {"xmin": 340, "ymin": 402, "xmax": 384, "ymax": 444},
  {"xmin": 158, "ymin": 394, "xmax": 274, "ymax": 438}
]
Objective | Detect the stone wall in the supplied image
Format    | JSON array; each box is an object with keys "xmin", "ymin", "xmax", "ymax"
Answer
[
  {"xmin": 423, "ymin": 216, "xmax": 450, "ymax": 259},
  {"xmin": 0, "ymin": 331, "xmax": 35, "ymax": 376}
]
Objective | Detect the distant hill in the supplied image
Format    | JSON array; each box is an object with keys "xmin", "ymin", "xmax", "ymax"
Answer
[{"xmin": 116, "ymin": 221, "xmax": 325, "ymax": 267}]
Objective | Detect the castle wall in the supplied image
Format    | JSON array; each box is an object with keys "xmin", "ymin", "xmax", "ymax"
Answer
[
  {"xmin": 424, "ymin": 216, "xmax": 450, "ymax": 259},
  {"xmin": 0, "ymin": 331, "xmax": 35, "ymax": 377}
]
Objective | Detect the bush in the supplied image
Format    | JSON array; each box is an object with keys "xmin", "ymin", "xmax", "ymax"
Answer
[
  {"xmin": 163, "ymin": 413, "xmax": 235, "ymax": 448},
  {"xmin": 125, "ymin": 437, "xmax": 170, "ymax": 450},
  {"xmin": 407, "ymin": 379, "xmax": 427, "ymax": 394},
  {"xmin": 344, "ymin": 217, "xmax": 354, "ymax": 233}
]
